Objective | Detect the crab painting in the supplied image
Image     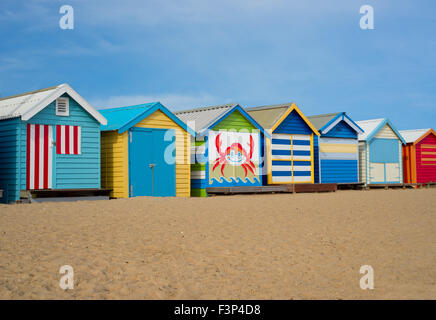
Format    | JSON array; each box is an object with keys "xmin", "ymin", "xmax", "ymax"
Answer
[{"xmin": 212, "ymin": 133, "xmax": 256, "ymax": 177}]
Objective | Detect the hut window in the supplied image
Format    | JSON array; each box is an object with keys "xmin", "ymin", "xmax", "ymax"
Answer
[{"xmin": 56, "ymin": 97, "xmax": 69, "ymax": 116}]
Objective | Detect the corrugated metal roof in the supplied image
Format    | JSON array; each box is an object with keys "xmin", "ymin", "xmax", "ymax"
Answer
[
  {"xmin": 0, "ymin": 83, "xmax": 106, "ymax": 124},
  {"xmin": 99, "ymin": 103, "xmax": 157, "ymax": 131},
  {"xmin": 245, "ymin": 103, "xmax": 292, "ymax": 129},
  {"xmin": 399, "ymin": 128, "xmax": 431, "ymax": 143},
  {"xmin": 0, "ymin": 85, "xmax": 62, "ymax": 120},
  {"xmin": 175, "ymin": 103, "xmax": 237, "ymax": 132},
  {"xmin": 307, "ymin": 113, "xmax": 340, "ymax": 130},
  {"xmin": 355, "ymin": 118, "xmax": 385, "ymax": 141}
]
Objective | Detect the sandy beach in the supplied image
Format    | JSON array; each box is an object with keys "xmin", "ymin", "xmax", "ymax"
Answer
[{"xmin": 0, "ymin": 189, "xmax": 435, "ymax": 299}]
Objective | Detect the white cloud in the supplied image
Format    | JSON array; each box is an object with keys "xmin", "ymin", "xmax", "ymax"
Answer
[{"xmin": 92, "ymin": 93, "xmax": 231, "ymax": 111}]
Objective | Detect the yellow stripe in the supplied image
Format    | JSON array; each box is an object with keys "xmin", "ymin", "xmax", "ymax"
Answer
[
  {"xmin": 422, "ymin": 151, "xmax": 436, "ymax": 155},
  {"xmin": 319, "ymin": 143, "xmax": 357, "ymax": 154},
  {"xmin": 421, "ymin": 144, "xmax": 436, "ymax": 149},
  {"xmin": 310, "ymin": 133, "xmax": 314, "ymax": 183}
]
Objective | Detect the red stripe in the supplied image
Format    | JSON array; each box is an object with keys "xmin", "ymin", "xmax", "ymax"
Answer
[
  {"xmin": 65, "ymin": 125, "xmax": 70, "ymax": 155},
  {"xmin": 34, "ymin": 124, "xmax": 40, "ymax": 190},
  {"xmin": 73, "ymin": 126, "xmax": 78, "ymax": 154},
  {"xmin": 44, "ymin": 125, "xmax": 49, "ymax": 189},
  {"xmin": 26, "ymin": 124, "xmax": 31, "ymax": 190},
  {"xmin": 56, "ymin": 125, "xmax": 61, "ymax": 154}
]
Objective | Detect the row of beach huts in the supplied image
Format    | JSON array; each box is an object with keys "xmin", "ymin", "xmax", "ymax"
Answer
[{"xmin": 0, "ymin": 83, "xmax": 435, "ymax": 203}]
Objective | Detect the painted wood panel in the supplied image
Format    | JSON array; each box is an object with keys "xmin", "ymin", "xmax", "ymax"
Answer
[
  {"xmin": 25, "ymin": 94, "xmax": 101, "ymax": 190},
  {"xmin": 322, "ymin": 120, "xmax": 358, "ymax": 139},
  {"xmin": 101, "ymin": 130, "xmax": 129, "ymax": 198},
  {"xmin": 0, "ymin": 118, "xmax": 20, "ymax": 203},
  {"xmin": 416, "ymin": 133, "xmax": 436, "ymax": 183},
  {"xmin": 358, "ymin": 142, "xmax": 366, "ymax": 184},
  {"xmin": 374, "ymin": 124, "xmax": 397, "ymax": 139},
  {"xmin": 274, "ymin": 110, "xmax": 313, "ymax": 135}
]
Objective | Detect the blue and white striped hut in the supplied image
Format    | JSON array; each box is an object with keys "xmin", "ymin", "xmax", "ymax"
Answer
[
  {"xmin": 247, "ymin": 103, "xmax": 320, "ymax": 184},
  {"xmin": 307, "ymin": 112, "xmax": 364, "ymax": 184}
]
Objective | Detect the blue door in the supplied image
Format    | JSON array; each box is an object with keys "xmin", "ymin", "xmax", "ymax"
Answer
[{"xmin": 129, "ymin": 127, "xmax": 176, "ymax": 197}]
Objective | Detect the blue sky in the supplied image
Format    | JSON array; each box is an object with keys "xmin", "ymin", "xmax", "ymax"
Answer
[{"xmin": 0, "ymin": 0, "xmax": 435, "ymax": 130}]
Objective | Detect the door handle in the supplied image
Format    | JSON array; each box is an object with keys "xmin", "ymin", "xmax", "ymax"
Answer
[{"xmin": 149, "ymin": 163, "xmax": 156, "ymax": 168}]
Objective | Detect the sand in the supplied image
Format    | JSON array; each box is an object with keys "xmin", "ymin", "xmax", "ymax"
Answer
[{"xmin": 0, "ymin": 189, "xmax": 435, "ymax": 299}]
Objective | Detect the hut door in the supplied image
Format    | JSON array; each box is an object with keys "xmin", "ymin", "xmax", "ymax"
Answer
[
  {"xmin": 129, "ymin": 128, "xmax": 176, "ymax": 197},
  {"xmin": 26, "ymin": 124, "xmax": 53, "ymax": 190},
  {"xmin": 271, "ymin": 134, "xmax": 311, "ymax": 183}
]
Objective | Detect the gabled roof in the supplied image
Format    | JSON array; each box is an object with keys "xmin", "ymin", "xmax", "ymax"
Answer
[
  {"xmin": 246, "ymin": 102, "xmax": 319, "ymax": 135},
  {"xmin": 175, "ymin": 103, "xmax": 269, "ymax": 137},
  {"xmin": 356, "ymin": 118, "xmax": 405, "ymax": 144},
  {"xmin": 0, "ymin": 83, "xmax": 106, "ymax": 124},
  {"xmin": 100, "ymin": 102, "xmax": 196, "ymax": 136},
  {"xmin": 307, "ymin": 112, "xmax": 364, "ymax": 135},
  {"xmin": 399, "ymin": 128, "xmax": 435, "ymax": 144}
]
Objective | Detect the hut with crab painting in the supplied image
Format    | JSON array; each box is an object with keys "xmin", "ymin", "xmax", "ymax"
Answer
[
  {"xmin": 246, "ymin": 103, "xmax": 320, "ymax": 185},
  {"xmin": 175, "ymin": 104, "xmax": 269, "ymax": 197}
]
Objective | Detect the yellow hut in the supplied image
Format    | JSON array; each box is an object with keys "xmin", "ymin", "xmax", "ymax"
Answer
[{"xmin": 100, "ymin": 102, "xmax": 195, "ymax": 197}]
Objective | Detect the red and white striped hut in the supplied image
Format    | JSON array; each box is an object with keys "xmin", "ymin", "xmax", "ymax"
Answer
[{"xmin": 0, "ymin": 84, "xmax": 106, "ymax": 203}]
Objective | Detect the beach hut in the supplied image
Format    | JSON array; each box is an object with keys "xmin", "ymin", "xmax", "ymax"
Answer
[
  {"xmin": 399, "ymin": 128, "xmax": 436, "ymax": 184},
  {"xmin": 100, "ymin": 102, "xmax": 195, "ymax": 198},
  {"xmin": 246, "ymin": 103, "xmax": 320, "ymax": 184},
  {"xmin": 356, "ymin": 118, "xmax": 406, "ymax": 186},
  {"xmin": 307, "ymin": 112, "xmax": 364, "ymax": 184},
  {"xmin": 175, "ymin": 103, "xmax": 268, "ymax": 197},
  {"xmin": 0, "ymin": 84, "xmax": 107, "ymax": 204}
]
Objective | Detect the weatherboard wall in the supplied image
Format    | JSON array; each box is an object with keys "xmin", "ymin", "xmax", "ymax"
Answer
[
  {"xmin": 23, "ymin": 94, "xmax": 102, "ymax": 190},
  {"xmin": 316, "ymin": 120, "xmax": 359, "ymax": 184},
  {"xmin": 415, "ymin": 133, "xmax": 436, "ymax": 183},
  {"xmin": 0, "ymin": 94, "xmax": 102, "ymax": 203},
  {"xmin": 359, "ymin": 123, "xmax": 403, "ymax": 185},
  {"xmin": 0, "ymin": 118, "xmax": 20, "ymax": 203},
  {"xmin": 268, "ymin": 109, "xmax": 316, "ymax": 184},
  {"xmin": 403, "ymin": 131, "xmax": 436, "ymax": 184}
]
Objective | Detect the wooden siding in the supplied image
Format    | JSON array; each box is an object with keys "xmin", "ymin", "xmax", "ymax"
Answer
[
  {"xmin": 322, "ymin": 120, "xmax": 358, "ymax": 139},
  {"xmin": 134, "ymin": 110, "xmax": 191, "ymax": 197},
  {"xmin": 274, "ymin": 110, "xmax": 313, "ymax": 135},
  {"xmin": 0, "ymin": 118, "xmax": 21, "ymax": 203},
  {"xmin": 375, "ymin": 123, "xmax": 397, "ymax": 139},
  {"xmin": 24, "ymin": 94, "xmax": 101, "ymax": 190},
  {"xmin": 101, "ymin": 131, "xmax": 129, "ymax": 198},
  {"xmin": 358, "ymin": 142, "xmax": 367, "ymax": 184},
  {"xmin": 191, "ymin": 139, "xmax": 207, "ymax": 197},
  {"xmin": 416, "ymin": 133, "xmax": 436, "ymax": 183},
  {"xmin": 269, "ymin": 110, "xmax": 315, "ymax": 184},
  {"xmin": 212, "ymin": 110, "xmax": 257, "ymax": 131}
]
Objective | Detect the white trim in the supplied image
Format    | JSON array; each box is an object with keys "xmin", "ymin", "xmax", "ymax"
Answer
[{"xmin": 21, "ymin": 84, "xmax": 107, "ymax": 125}]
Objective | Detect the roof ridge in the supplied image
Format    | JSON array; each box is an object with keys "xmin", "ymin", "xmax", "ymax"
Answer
[
  {"xmin": 175, "ymin": 103, "xmax": 237, "ymax": 114},
  {"xmin": 399, "ymin": 128, "xmax": 430, "ymax": 132},
  {"xmin": 99, "ymin": 102, "xmax": 158, "ymax": 113},
  {"xmin": 307, "ymin": 112, "xmax": 341, "ymax": 118},
  {"xmin": 0, "ymin": 84, "xmax": 65, "ymax": 102},
  {"xmin": 246, "ymin": 103, "xmax": 293, "ymax": 111}
]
